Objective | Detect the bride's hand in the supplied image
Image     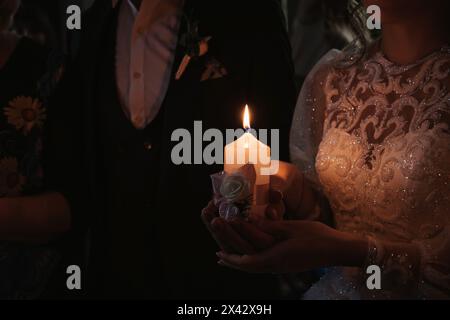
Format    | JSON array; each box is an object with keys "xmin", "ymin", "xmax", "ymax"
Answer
[
  {"xmin": 201, "ymin": 191, "xmax": 283, "ymax": 254},
  {"xmin": 270, "ymin": 161, "xmax": 318, "ymax": 220},
  {"xmin": 201, "ymin": 161, "xmax": 317, "ymax": 254},
  {"xmin": 216, "ymin": 219, "xmax": 368, "ymax": 274}
]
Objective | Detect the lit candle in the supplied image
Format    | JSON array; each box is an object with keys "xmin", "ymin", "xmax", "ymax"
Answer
[{"xmin": 224, "ymin": 105, "xmax": 271, "ymax": 217}]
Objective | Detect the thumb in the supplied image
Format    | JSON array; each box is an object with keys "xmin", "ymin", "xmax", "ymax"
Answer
[
  {"xmin": 269, "ymin": 189, "xmax": 283, "ymax": 203},
  {"xmin": 265, "ymin": 205, "xmax": 280, "ymax": 220},
  {"xmin": 264, "ymin": 190, "xmax": 285, "ymax": 220}
]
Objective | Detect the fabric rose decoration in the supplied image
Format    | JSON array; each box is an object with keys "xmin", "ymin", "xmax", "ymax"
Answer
[
  {"xmin": 211, "ymin": 164, "xmax": 256, "ymax": 220},
  {"xmin": 220, "ymin": 173, "xmax": 250, "ymax": 202}
]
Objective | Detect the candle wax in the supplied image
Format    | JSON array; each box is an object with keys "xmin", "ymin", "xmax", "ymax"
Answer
[{"xmin": 224, "ymin": 131, "xmax": 271, "ymax": 217}]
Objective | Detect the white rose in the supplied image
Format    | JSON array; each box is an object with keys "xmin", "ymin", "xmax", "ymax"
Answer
[{"xmin": 220, "ymin": 173, "xmax": 251, "ymax": 203}]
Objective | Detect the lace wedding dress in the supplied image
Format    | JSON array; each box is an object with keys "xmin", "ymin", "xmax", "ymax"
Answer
[{"xmin": 290, "ymin": 42, "xmax": 450, "ymax": 299}]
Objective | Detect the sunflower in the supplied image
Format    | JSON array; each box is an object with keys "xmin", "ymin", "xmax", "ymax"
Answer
[
  {"xmin": 0, "ymin": 157, "xmax": 25, "ymax": 197},
  {"xmin": 4, "ymin": 96, "xmax": 46, "ymax": 135}
]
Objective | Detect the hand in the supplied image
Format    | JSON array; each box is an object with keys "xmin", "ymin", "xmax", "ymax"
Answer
[
  {"xmin": 202, "ymin": 200, "xmax": 259, "ymax": 254},
  {"xmin": 249, "ymin": 161, "xmax": 305, "ymax": 221},
  {"xmin": 261, "ymin": 187, "xmax": 285, "ymax": 221},
  {"xmin": 269, "ymin": 161, "xmax": 314, "ymax": 220},
  {"xmin": 216, "ymin": 220, "xmax": 368, "ymax": 274},
  {"xmin": 201, "ymin": 161, "xmax": 311, "ymax": 254},
  {"xmin": 201, "ymin": 190, "xmax": 284, "ymax": 254}
]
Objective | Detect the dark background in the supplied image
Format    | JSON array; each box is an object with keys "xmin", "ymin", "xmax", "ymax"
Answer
[{"xmin": 18, "ymin": 0, "xmax": 350, "ymax": 87}]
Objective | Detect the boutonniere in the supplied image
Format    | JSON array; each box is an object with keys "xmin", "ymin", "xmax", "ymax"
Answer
[
  {"xmin": 175, "ymin": 12, "xmax": 212, "ymax": 80},
  {"xmin": 201, "ymin": 57, "xmax": 228, "ymax": 82}
]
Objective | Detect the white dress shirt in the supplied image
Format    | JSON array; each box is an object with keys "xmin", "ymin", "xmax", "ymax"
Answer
[{"xmin": 115, "ymin": 0, "xmax": 182, "ymax": 129}]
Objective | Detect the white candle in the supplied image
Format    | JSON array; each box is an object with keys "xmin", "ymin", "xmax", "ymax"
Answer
[{"xmin": 224, "ymin": 105, "xmax": 271, "ymax": 217}]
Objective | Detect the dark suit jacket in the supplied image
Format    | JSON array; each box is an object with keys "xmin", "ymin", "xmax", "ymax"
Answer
[{"xmin": 45, "ymin": 0, "xmax": 297, "ymax": 299}]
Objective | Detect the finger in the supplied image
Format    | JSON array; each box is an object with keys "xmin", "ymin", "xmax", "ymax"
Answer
[
  {"xmin": 255, "ymin": 220, "xmax": 290, "ymax": 239},
  {"xmin": 229, "ymin": 219, "xmax": 276, "ymax": 250},
  {"xmin": 269, "ymin": 189, "xmax": 283, "ymax": 203},
  {"xmin": 218, "ymin": 240, "xmax": 291, "ymax": 274},
  {"xmin": 217, "ymin": 259, "xmax": 246, "ymax": 272},
  {"xmin": 217, "ymin": 253, "xmax": 258, "ymax": 273},
  {"xmin": 265, "ymin": 190, "xmax": 285, "ymax": 220},
  {"xmin": 265, "ymin": 206, "xmax": 278, "ymax": 220},
  {"xmin": 201, "ymin": 204, "xmax": 235, "ymax": 252},
  {"xmin": 211, "ymin": 218, "xmax": 256, "ymax": 254},
  {"xmin": 265, "ymin": 204, "xmax": 285, "ymax": 221},
  {"xmin": 217, "ymin": 251, "xmax": 268, "ymax": 273},
  {"xmin": 217, "ymin": 258, "xmax": 262, "ymax": 273},
  {"xmin": 206, "ymin": 200, "xmax": 218, "ymax": 215},
  {"xmin": 201, "ymin": 201, "xmax": 218, "ymax": 229},
  {"xmin": 270, "ymin": 162, "xmax": 304, "ymax": 213},
  {"xmin": 269, "ymin": 161, "xmax": 298, "ymax": 192}
]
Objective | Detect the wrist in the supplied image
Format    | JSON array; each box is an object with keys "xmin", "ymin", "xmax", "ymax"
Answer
[{"xmin": 333, "ymin": 231, "xmax": 369, "ymax": 268}]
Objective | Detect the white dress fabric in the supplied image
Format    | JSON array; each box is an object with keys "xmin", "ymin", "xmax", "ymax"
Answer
[{"xmin": 290, "ymin": 42, "xmax": 450, "ymax": 299}]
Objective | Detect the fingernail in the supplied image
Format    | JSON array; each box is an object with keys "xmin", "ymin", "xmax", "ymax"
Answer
[{"xmin": 277, "ymin": 189, "xmax": 284, "ymax": 198}]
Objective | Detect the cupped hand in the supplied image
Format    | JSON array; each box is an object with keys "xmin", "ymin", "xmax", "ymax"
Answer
[
  {"xmin": 216, "ymin": 219, "xmax": 366, "ymax": 274},
  {"xmin": 201, "ymin": 189, "xmax": 285, "ymax": 254},
  {"xmin": 201, "ymin": 161, "xmax": 310, "ymax": 255},
  {"xmin": 201, "ymin": 203, "xmax": 279, "ymax": 254}
]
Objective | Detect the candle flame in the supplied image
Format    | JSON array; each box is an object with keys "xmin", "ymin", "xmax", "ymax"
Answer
[{"xmin": 243, "ymin": 105, "xmax": 251, "ymax": 130}]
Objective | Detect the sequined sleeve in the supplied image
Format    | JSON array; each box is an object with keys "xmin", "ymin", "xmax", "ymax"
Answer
[{"xmin": 289, "ymin": 49, "xmax": 342, "ymax": 190}]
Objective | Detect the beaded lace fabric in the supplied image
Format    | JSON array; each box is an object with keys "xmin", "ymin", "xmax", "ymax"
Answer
[{"xmin": 290, "ymin": 42, "xmax": 450, "ymax": 299}]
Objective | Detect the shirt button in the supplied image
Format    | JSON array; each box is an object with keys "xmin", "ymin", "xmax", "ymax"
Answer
[
  {"xmin": 144, "ymin": 142, "xmax": 153, "ymax": 151},
  {"xmin": 133, "ymin": 72, "xmax": 142, "ymax": 79},
  {"xmin": 132, "ymin": 115, "xmax": 144, "ymax": 128}
]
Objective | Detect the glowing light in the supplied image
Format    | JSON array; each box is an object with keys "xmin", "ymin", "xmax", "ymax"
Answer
[{"xmin": 243, "ymin": 105, "xmax": 251, "ymax": 130}]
